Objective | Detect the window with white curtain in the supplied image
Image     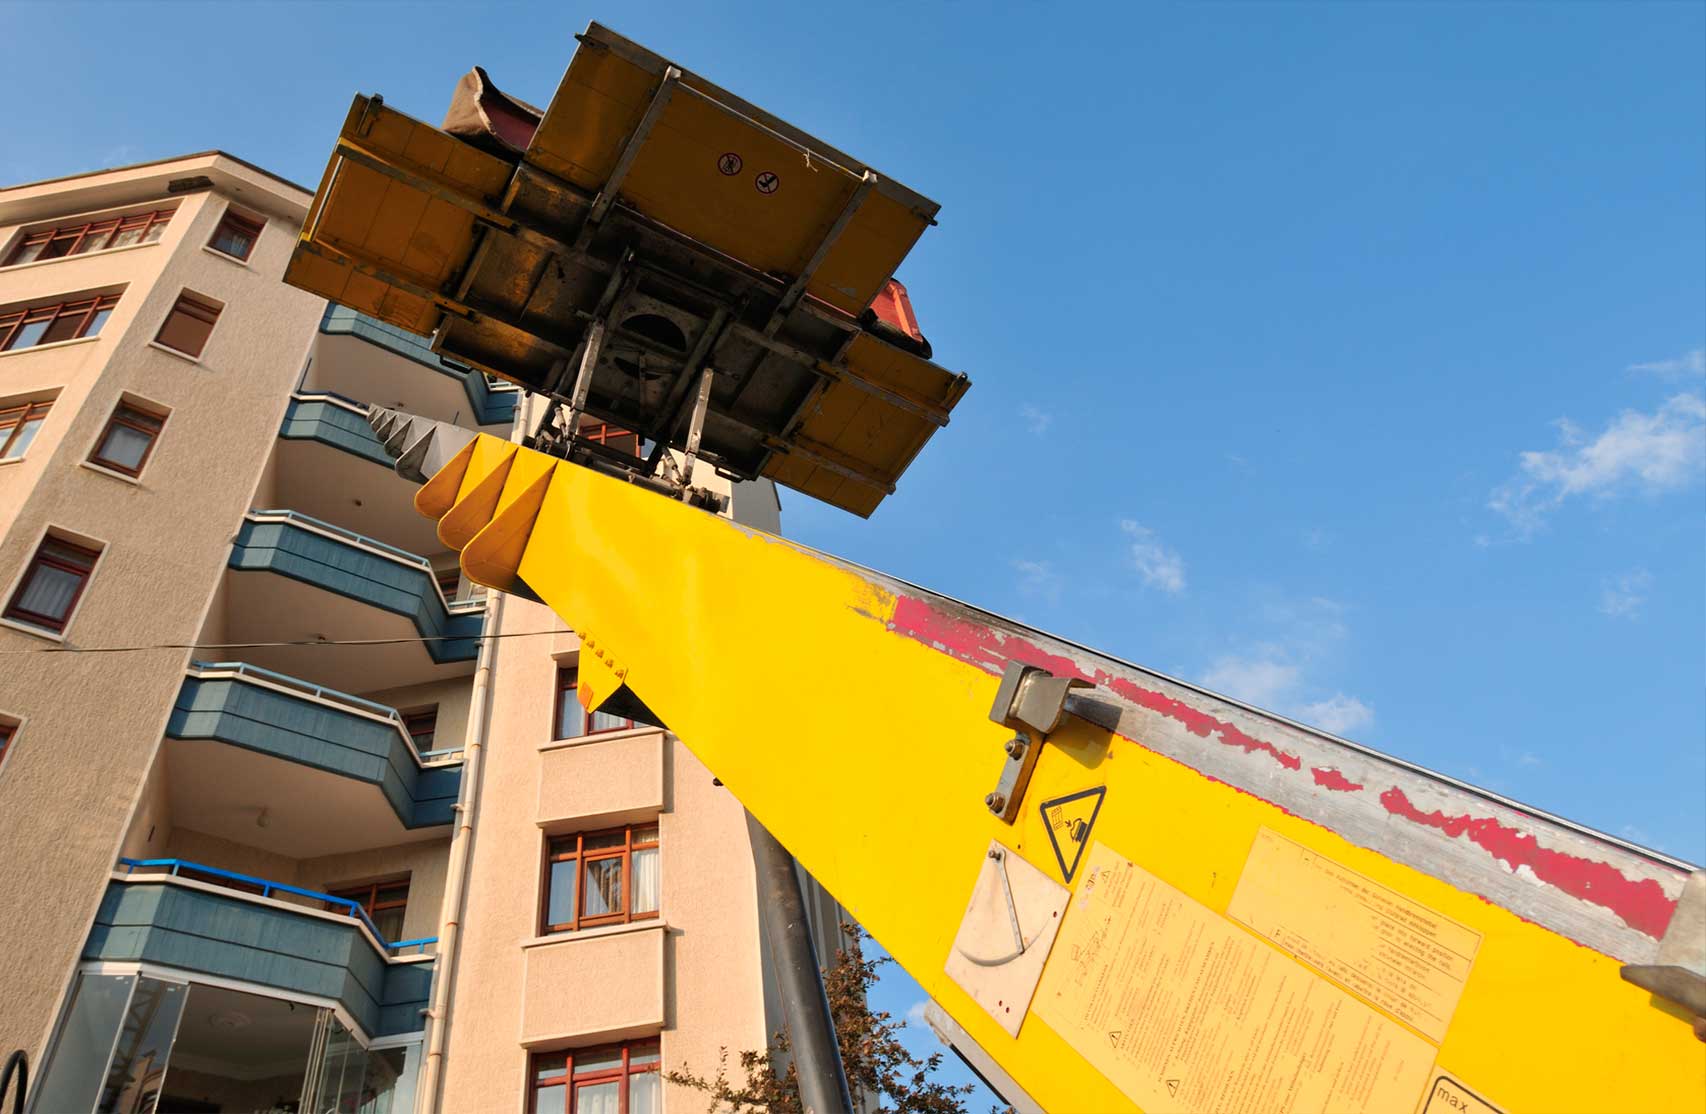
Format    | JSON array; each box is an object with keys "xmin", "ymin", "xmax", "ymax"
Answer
[
  {"xmin": 543, "ymin": 824, "xmax": 659, "ymax": 934},
  {"xmin": 530, "ymin": 1040, "xmax": 660, "ymax": 1114},
  {"xmin": 4, "ymin": 535, "xmax": 100, "ymax": 633}
]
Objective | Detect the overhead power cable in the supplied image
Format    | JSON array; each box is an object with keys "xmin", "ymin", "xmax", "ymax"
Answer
[{"xmin": 0, "ymin": 629, "xmax": 573, "ymax": 656}]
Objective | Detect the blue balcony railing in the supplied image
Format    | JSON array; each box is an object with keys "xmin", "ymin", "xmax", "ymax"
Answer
[
  {"xmin": 319, "ymin": 304, "xmax": 517, "ymax": 426},
  {"xmin": 116, "ymin": 857, "xmax": 436, "ymax": 954}
]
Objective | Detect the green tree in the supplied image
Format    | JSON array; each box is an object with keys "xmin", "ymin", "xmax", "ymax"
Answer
[{"xmin": 666, "ymin": 924, "xmax": 977, "ymax": 1114}]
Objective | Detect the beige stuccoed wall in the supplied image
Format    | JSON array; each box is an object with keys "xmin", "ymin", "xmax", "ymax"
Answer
[
  {"xmin": 436, "ymin": 582, "xmax": 774, "ymax": 1110},
  {"xmin": 362, "ymin": 675, "xmax": 475, "ymax": 753},
  {"xmin": 0, "ymin": 155, "xmax": 324, "ymax": 1062}
]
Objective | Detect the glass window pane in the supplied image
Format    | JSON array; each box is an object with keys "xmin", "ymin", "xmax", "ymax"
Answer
[
  {"xmin": 556, "ymin": 688, "xmax": 584, "ymax": 739},
  {"xmin": 85, "ymin": 306, "xmax": 113, "ymax": 336},
  {"xmin": 632, "ymin": 847, "xmax": 659, "ymax": 915},
  {"xmin": 583, "ymin": 857, "xmax": 624, "ymax": 918},
  {"xmin": 574, "ymin": 1048, "xmax": 623, "ymax": 1074},
  {"xmin": 11, "ymin": 239, "xmax": 46, "ymax": 264},
  {"xmin": 72, "ymin": 224, "xmax": 115, "ymax": 255},
  {"xmin": 8, "ymin": 318, "xmax": 49, "ymax": 350},
  {"xmin": 110, "ymin": 226, "xmax": 145, "ymax": 249},
  {"xmin": 547, "ymin": 858, "xmax": 577, "ymax": 927},
  {"xmin": 211, "ymin": 226, "xmax": 256, "ymax": 259},
  {"xmin": 39, "ymin": 234, "xmax": 76, "ymax": 261},
  {"xmin": 143, "ymin": 219, "xmax": 168, "ymax": 242},
  {"xmin": 576, "ymin": 1079, "xmax": 621, "ymax": 1114},
  {"xmin": 96, "ymin": 422, "xmax": 153, "ymax": 471},
  {"xmin": 377, "ymin": 883, "xmax": 410, "ymax": 905},
  {"xmin": 32, "ymin": 972, "xmax": 135, "ymax": 1114},
  {"xmin": 3, "ymin": 415, "xmax": 44, "ymax": 460},
  {"xmin": 628, "ymin": 1041, "xmax": 661, "ymax": 1066},
  {"xmin": 14, "ymin": 561, "xmax": 84, "ymax": 621},
  {"xmin": 40, "ymin": 309, "xmax": 86, "ymax": 345},
  {"xmin": 588, "ymin": 708, "xmax": 627, "ymax": 733},
  {"xmin": 633, "ymin": 825, "xmax": 659, "ymax": 844},
  {"xmin": 358, "ymin": 1046, "xmax": 407, "ymax": 1114},
  {"xmin": 96, "ymin": 976, "xmax": 187, "ymax": 1114},
  {"xmin": 582, "ymin": 830, "xmax": 625, "ymax": 851},
  {"xmin": 372, "ymin": 905, "xmax": 405, "ymax": 943},
  {"xmin": 533, "ymin": 1052, "xmax": 569, "ymax": 1081},
  {"xmin": 630, "ymin": 1070, "xmax": 662, "ymax": 1114},
  {"xmin": 532, "ymin": 1082, "xmax": 568, "ymax": 1114}
]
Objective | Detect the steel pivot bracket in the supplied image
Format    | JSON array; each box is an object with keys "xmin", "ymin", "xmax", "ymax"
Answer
[
  {"xmin": 983, "ymin": 662, "xmax": 1096, "ymax": 823},
  {"xmin": 1621, "ymin": 868, "xmax": 1706, "ymax": 1042}
]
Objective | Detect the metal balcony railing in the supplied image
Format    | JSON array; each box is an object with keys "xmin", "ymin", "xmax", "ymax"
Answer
[
  {"xmin": 244, "ymin": 509, "xmax": 486, "ymax": 616},
  {"xmin": 116, "ymin": 857, "xmax": 437, "ymax": 956},
  {"xmin": 186, "ymin": 661, "xmax": 466, "ymax": 765}
]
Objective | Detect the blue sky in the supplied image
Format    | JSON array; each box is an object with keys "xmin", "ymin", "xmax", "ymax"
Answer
[{"xmin": 10, "ymin": 1, "xmax": 1702, "ymax": 1106}]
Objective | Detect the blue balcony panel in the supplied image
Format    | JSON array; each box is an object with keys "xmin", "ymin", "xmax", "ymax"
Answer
[
  {"xmin": 320, "ymin": 305, "xmax": 517, "ymax": 426},
  {"xmin": 228, "ymin": 515, "xmax": 481, "ymax": 663},
  {"xmin": 85, "ymin": 880, "xmax": 431, "ymax": 1038},
  {"xmin": 280, "ymin": 395, "xmax": 393, "ymax": 468},
  {"xmin": 169, "ymin": 671, "xmax": 459, "ymax": 829}
]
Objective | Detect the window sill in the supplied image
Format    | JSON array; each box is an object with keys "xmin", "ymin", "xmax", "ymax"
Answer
[
  {"xmin": 78, "ymin": 459, "xmax": 142, "ymax": 486},
  {"xmin": 0, "ymin": 239, "xmax": 159, "ymax": 274},
  {"xmin": 146, "ymin": 340, "xmax": 203, "ymax": 366},
  {"xmin": 201, "ymin": 244, "xmax": 253, "ymax": 268},
  {"xmin": 0, "ymin": 456, "xmax": 24, "ymax": 468},
  {"xmin": 522, "ymin": 919, "xmax": 666, "ymax": 950},
  {"xmin": 0, "ymin": 616, "xmax": 66, "ymax": 643},
  {"xmin": 0, "ymin": 334, "xmax": 101, "ymax": 360},
  {"xmin": 537, "ymin": 725, "xmax": 665, "ymax": 754}
]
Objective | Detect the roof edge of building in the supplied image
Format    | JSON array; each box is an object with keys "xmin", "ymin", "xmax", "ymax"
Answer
[{"xmin": 2, "ymin": 150, "xmax": 311, "ymax": 199}]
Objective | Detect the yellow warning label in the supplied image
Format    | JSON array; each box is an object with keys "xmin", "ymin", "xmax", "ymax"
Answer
[
  {"xmin": 1228, "ymin": 828, "xmax": 1481, "ymax": 1044},
  {"xmin": 1033, "ymin": 842, "xmax": 1435, "ymax": 1114},
  {"xmin": 1418, "ymin": 1072, "xmax": 1506, "ymax": 1114}
]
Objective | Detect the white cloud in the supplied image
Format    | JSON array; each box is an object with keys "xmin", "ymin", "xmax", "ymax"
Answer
[
  {"xmin": 1200, "ymin": 598, "xmax": 1373, "ymax": 736},
  {"xmin": 1018, "ymin": 403, "xmax": 1053, "ymax": 436},
  {"xmin": 1628, "ymin": 347, "xmax": 1705, "ymax": 379},
  {"xmin": 1296, "ymin": 694, "xmax": 1375, "ymax": 735},
  {"xmin": 1599, "ymin": 568, "xmax": 1652, "ymax": 619},
  {"xmin": 904, "ymin": 1000, "xmax": 929, "ymax": 1027},
  {"xmin": 1012, "ymin": 558, "xmax": 1062, "ymax": 605},
  {"xmin": 1120, "ymin": 521, "xmax": 1186, "ymax": 594},
  {"xmin": 1489, "ymin": 393, "xmax": 1706, "ymax": 533},
  {"xmin": 1203, "ymin": 657, "xmax": 1299, "ymax": 707}
]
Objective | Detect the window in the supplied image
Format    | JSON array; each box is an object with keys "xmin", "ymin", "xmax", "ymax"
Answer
[
  {"xmin": 578, "ymin": 420, "xmax": 640, "ymax": 458},
  {"xmin": 329, "ymin": 877, "xmax": 410, "ymax": 942},
  {"xmin": 0, "ymin": 293, "xmax": 119, "ymax": 352},
  {"xmin": 5, "ymin": 207, "xmax": 175, "ymax": 266},
  {"xmin": 1, "ymin": 399, "xmax": 51, "ymax": 460},
  {"xmin": 543, "ymin": 825, "xmax": 659, "ymax": 934},
  {"xmin": 207, "ymin": 208, "xmax": 265, "ymax": 262},
  {"xmin": 0, "ymin": 722, "xmax": 13, "ymax": 767},
  {"xmin": 154, "ymin": 291, "xmax": 221, "ymax": 357},
  {"xmin": 435, "ymin": 565, "xmax": 460, "ymax": 600},
  {"xmin": 403, "ymin": 707, "xmax": 438, "ymax": 752},
  {"xmin": 89, "ymin": 401, "xmax": 166, "ymax": 476},
  {"xmin": 530, "ymin": 1040, "xmax": 660, "ymax": 1114},
  {"xmin": 554, "ymin": 666, "xmax": 648, "ymax": 740},
  {"xmin": 4, "ymin": 536, "xmax": 100, "ymax": 633}
]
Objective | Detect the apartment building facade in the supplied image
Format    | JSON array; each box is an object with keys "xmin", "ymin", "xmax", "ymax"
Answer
[{"xmin": 0, "ymin": 153, "xmax": 837, "ymax": 1114}]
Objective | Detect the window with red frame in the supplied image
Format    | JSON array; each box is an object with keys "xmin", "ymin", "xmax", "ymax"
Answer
[
  {"xmin": 1, "ymin": 399, "xmax": 52, "ymax": 460},
  {"xmin": 89, "ymin": 402, "xmax": 166, "ymax": 477},
  {"xmin": 435, "ymin": 565, "xmax": 460, "ymax": 600},
  {"xmin": 403, "ymin": 707, "xmax": 438, "ymax": 753},
  {"xmin": 0, "ymin": 722, "xmax": 14, "ymax": 767},
  {"xmin": 207, "ymin": 208, "xmax": 265, "ymax": 262},
  {"xmin": 154, "ymin": 292, "xmax": 221, "ymax": 358},
  {"xmin": 328, "ymin": 877, "xmax": 410, "ymax": 942},
  {"xmin": 0, "ymin": 293, "xmax": 119, "ymax": 352},
  {"xmin": 530, "ymin": 1039, "xmax": 660, "ymax": 1114},
  {"xmin": 542, "ymin": 824, "xmax": 659, "ymax": 934},
  {"xmin": 554, "ymin": 665, "xmax": 650, "ymax": 739},
  {"xmin": 4, "ymin": 537, "xmax": 100, "ymax": 633},
  {"xmin": 577, "ymin": 420, "xmax": 640, "ymax": 458},
  {"xmin": 5, "ymin": 207, "xmax": 175, "ymax": 266}
]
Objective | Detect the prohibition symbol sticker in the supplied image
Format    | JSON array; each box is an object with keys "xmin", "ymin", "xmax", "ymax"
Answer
[
  {"xmin": 1040, "ymin": 786, "xmax": 1105, "ymax": 882},
  {"xmin": 717, "ymin": 152, "xmax": 742, "ymax": 176},
  {"xmin": 754, "ymin": 170, "xmax": 780, "ymax": 195}
]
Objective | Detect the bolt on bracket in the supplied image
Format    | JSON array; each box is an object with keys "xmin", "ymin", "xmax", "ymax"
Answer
[{"xmin": 983, "ymin": 662, "xmax": 1097, "ymax": 823}]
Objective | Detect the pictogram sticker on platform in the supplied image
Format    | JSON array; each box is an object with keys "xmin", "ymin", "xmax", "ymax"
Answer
[
  {"xmin": 717, "ymin": 152, "xmax": 742, "ymax": 176},
  {"xmin": 1040, "ymin": 786, "xmax": 1104, "ymax": 882},
  {"xmin": 755, "ymin": 171, "xmax": 781, "ymax": 195}
]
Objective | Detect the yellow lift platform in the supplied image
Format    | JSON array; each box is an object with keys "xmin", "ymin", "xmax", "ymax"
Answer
[{"xmin": 293, "ymin": 23, "xmax": 1705, "ymax": 1114}]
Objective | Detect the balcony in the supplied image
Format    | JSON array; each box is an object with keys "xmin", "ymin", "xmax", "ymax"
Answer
[
  {"xmin": 88, "ymin": 862, "xmax": 434, "ymax": 1038},
  {"xmin": 273, "ymin": 390, "xmax": 454, "ymax": 559},
  {"xmin": 220, "ymin": 510, "xmax": 482, "ymax": 691},
  {"xmin": 168, "ymin": 661, "xmax": 461, "ymax": 842},
  {"xmin": 309, "ymin": 304, "xmax": 517, "ymax": 429}
]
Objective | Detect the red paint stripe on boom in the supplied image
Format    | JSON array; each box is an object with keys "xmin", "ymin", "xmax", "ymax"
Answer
[
  {"xmin": 1378, "ymin": 787, "xmax": 1676, "ymax": 938},
  {"xmin": 890, "ymin": 595, "xmax": 1303, "ymax": 772}
]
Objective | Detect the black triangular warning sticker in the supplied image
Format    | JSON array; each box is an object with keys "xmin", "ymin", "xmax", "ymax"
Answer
[{"xmin": 1040, "ymin": 786, "xmax": 1105, "ymax": 882}]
